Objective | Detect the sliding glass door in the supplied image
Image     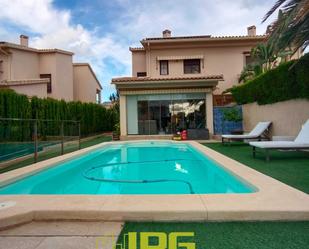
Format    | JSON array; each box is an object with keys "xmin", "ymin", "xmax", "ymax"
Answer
[{"xmin": 135, "ymin": 93, "xmax": 206, "ymax": 135}]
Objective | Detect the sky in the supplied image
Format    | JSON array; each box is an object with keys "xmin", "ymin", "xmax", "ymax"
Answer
[{"xmin": 0, "ymin": 0, "xmax": 277, "ymax": 101}]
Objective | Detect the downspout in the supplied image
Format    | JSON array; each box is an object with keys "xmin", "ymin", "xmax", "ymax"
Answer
[{"xmin": 147, "ymin": 42, "xmax": 150, "ymax": 77}]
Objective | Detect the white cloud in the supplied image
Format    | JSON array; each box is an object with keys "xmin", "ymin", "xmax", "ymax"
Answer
[{"xmin": 0, "ymin": 0, "xmax": 276, "ymax": 100}]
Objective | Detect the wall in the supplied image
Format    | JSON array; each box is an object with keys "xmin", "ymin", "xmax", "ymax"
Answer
[
  {"xmin": 213, "ymin": 106, "xmax": 243, "ymax": 134},
  {"xmin": 143, "ymin": 45, "xmax": 254, "ymax": 94},
  {"xmin": 119, "ymin": 95, "xmax": 127, "ymax": 136},
  {"xmin": 0, "ymin": 53, "xmax": 9, "ymax": 82},
  {"xmin": 73, "ymin": 65, "xmax": 100, "ymax": 103},
  {"xmin": 55, "ymin": 53, "xmax": 73, "ymax": 101},
  {"xmin": 39, "ymin": 53, "xmax": 56, "ymax": 97},
  {"xmin": 8, "ymin": 84, "xmax": 47, "ymax": 98},
  {"xmin": 243, "ymin": 99, "xmax": 309, "ymax": 137},
  {"xmin": 39, "ymin": 53, "xmax": 74, "ymax": 101},
  {"xmin": 6, "ymin": 49, "xmax": 40, "ymax": 80},
  {"xmin": 132, "ymin": 50, "xmax": 146, "ymax": 77}
]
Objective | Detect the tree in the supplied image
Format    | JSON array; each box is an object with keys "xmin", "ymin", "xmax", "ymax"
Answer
[
  {"xmin": 238, "ymin": 43, "xmax": 274, "ymax": 83},
  {"xmin": 251, "ymin": 43, "xmax": 277, "ymax": 71},
  {"xmin": 109, "ymin": 91, "xmax": 120, "ymax": 103},
  {"xmin": 263, "ymin": 0, "xmax": 309, "ymax": 54}
]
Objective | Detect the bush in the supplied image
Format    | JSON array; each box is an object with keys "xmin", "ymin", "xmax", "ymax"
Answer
[
  {"xmin": 230, "ymin": 53, "xmax": 309, "ymax": 105},
  {"xmin": 0, "ymin": 90, "xmax": 118, "ymax": 140}
]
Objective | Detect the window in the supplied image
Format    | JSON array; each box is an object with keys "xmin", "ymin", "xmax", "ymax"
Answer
[
  {"xmin": 137, "ymin": 72, "xmax": 147, "ymax": 77},
  {"xmin": 245, "ymin": 55, "xmax": 254, "ymax": 66},
  {"xmin": 96, "ymin": 89, "xmax": 101, "ymax": 104},
  {"xmin": 159, "ymin": 60, "xmax": 169, "ymax": 75},
  {"xmin": 40, "ymin": 74, "xmax": 52, "ymax": 93},
  {"xmin": 184, "ymin": 59, "xmax": 200, "ymax": 74}
]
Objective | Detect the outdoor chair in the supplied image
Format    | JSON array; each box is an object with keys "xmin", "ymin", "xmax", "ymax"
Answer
[
  {"xmin": 249, "ymin": 119, "xmax": 309, "ymax": 161},
  {"xmin": 221, "ymin": 121, "xmax": 272, "ymax": 144}
]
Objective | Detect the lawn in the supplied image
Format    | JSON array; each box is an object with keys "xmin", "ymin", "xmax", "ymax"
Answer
[
  {"xmin": 203, "ymin": 142, "xmax": 309, "ymax": 193},
  {"xmin": 118, "ymin": 222, "xmax": 309, "ymax": 249},
  {"xmin": 0, "ymin": 134, "xmax": 112, "ymax": 174}
]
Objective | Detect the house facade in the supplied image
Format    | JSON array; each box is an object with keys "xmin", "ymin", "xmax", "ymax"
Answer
[
  {"xmin": 0, "ymin": 35, "xmax": 102, "ymax": 103},
  {"xmin": 112, "ymin": 27, "xmax": 268, "ymax": 138}
]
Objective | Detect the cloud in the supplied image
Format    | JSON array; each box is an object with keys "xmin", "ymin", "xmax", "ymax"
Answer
[
  {"xmin": 0, "ymin": 0, "xmax": 276, "ymax": 100},
  {"xmin": 0, "ymin": 0, "xmax": 131, "ymax": 99}
]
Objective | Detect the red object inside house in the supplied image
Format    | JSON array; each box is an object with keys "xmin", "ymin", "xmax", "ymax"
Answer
[{"xmin": 181, "ymin": 130, "xmax": 187, "ymax": 140}]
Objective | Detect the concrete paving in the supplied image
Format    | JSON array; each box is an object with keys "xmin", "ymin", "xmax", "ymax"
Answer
[{"xmin": 0, "ymin": 221, "xmax": 123, "ymax": 249}]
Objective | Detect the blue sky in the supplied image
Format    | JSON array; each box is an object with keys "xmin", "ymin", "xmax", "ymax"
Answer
[{"xmin": 0, "ymin": 0, "xmax": 276, "ymax": 101}]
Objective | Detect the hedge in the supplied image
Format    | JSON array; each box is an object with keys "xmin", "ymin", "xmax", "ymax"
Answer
[
  {"xmin": 230, "ymin": 53, "xmax": 309, "ymax": 105},
  {"xmin": 0, "ymin": 89, "xmax": 118, "ymax": 141}
]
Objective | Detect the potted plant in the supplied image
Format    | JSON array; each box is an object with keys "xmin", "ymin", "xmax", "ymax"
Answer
[{"xmin": 112, "ymin": 123, "xmax": 120, "ymax": 140}]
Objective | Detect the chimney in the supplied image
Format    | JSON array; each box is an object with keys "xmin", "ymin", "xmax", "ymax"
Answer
[
  {"xmin": 247, "ymin": 26, "xmax": 256, "ymax": 36},
  {"xmin": 20, "ymin": 35, "xmax": 29, "ymax": 47},
  {"xmin": 162, "ymin": 29, "xmax": 171, "ymax": 38}
]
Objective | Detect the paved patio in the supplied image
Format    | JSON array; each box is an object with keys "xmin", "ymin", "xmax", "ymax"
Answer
[{"xmin": 0, "ymin": 221, "xmax": 123, "ymax": 249}]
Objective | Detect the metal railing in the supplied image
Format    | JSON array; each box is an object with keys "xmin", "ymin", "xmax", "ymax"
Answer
[{"xmin": 0, "ymin": 118, "xmax": 81, "ymax": 163}]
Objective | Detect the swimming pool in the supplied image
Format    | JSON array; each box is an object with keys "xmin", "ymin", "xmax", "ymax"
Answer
[{"xmin": 0, "ymin": 141, "xmax": 254, "ymax": 194}]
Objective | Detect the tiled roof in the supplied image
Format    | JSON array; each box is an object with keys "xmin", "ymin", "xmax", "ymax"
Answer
[
  {"xmin": 112, "ymin": 75, "xmax": 223, "ymax": 83},
  {"xmin": 129, "ymin": 47, "xmax": 145, "ymax": 51},
  {"xmin": 142, "ymin": 34, "xmax": 266, "ymax": 42},
  {"xmin": 0, "ymin": 78, "xmax": 50, "ymax": 86},
  {"xmin": 0, "ymin": 42, "xmax": 74, "ymax": 55},
  {"xmin": 38, "ymin": 48, "xmax": 73, "ymax": 55}
]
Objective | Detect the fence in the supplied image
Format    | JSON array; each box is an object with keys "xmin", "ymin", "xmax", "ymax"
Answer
[
  {"xmin": 0, "ymin": 118, "xmax": 81, "ymax": 167},
  {"xmin": 213, "ymin": 106, "xmax": 243, "ymax": 135}
]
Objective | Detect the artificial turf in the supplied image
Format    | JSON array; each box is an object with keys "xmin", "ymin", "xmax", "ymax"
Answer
[
  {"xmin": 203, "ymin": 142, "xmax": 309, "ymax": 193},
  {"xmin": 118, "ymin": 222, "xmax": 309, "ymax": 249}
]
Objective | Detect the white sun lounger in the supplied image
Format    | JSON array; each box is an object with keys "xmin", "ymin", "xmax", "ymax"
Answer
[
  {"xmin": 221, "ymin": 121, "xmax": 272, "ymax": 144},
  {"xmin": 250, "ymin": 119, "xmax": 309, "ymax": 161}
]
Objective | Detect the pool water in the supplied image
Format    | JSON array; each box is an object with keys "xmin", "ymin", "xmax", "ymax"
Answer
[{"xmin": 0, "ymin": 141, "xmax": 254, "ymax": 194}]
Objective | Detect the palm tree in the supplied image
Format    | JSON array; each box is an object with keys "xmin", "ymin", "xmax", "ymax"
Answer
[
  {"xmin": 263, "ymin": 0, "xmax": 309, "ymax": 54},
  {"xmin": 238, "ymin": 43, "xmax": 274, "ymax": 83},
  {"xmin": 251, "ymin": 43, "xmax": 277, "ymax": 71},
  {"xmin": 238, "ymin": 63, "xmax": 262, "ymax": 83}
]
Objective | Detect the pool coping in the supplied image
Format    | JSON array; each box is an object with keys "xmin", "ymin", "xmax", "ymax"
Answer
[{"xmin": 0, "ymin": 140, "xmax": 308, "ymax": 229}]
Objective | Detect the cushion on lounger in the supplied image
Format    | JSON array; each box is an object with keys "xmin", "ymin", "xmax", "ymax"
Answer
[
  {"xmin": 248, "ymin": 121, "xmax": 272, "ymax": 136},
  {"xmin": 294, "ymin": 119, "xmax": 309, "ymax": 144}
]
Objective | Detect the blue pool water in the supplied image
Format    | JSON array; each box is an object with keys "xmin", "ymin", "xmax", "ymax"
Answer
[{"xmin": 0, "ymin": 142, "xmax": 254, "ymax": 194}]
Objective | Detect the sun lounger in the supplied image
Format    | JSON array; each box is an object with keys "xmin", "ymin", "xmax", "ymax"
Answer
[
  {"xmin": 250, "ymin": 119, "xmax": 309, "ymax": 161},
  {"xmin": 221, "ymin": 121, "xmax": 272, "ymax": 144}
]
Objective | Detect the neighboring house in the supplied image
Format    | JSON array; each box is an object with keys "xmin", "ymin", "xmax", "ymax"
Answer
[
  {"xmin": 102, "ymin": 101, "xmax": 114, "ymax": 109},
  {"xmin": 112, "ymin": 26, "xmax": 267, "ymax": 137},
  {"xmin": 0, "ymin": 35, "xmax": 102, "ymax": 103},
  {"xmin": 73, "ymin": 63, "xmax": 102, "ymax": 103}
]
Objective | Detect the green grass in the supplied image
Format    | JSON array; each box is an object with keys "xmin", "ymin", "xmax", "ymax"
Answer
[
  {"xmin": 118, "ymin": 222, "xmax": 309, "ymax": 249},
  {"xmin": 203, "ymin": 142, "xmax": 309, "ymax": 193},
  {"xmin": 0, "ymin": 134, "xmax": 112, "ymax": 174}
]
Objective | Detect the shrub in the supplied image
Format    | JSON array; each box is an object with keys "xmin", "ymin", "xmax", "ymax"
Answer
[
  {"xmin": 0, "ymin": 90, "xmax": 118, "ymax": 140},
  {"xmin": 230, "ymin": 53, "xmax": 309, "ymax": 105}
]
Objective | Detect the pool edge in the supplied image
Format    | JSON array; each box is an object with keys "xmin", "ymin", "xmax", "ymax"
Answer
[{"xmin": 0, "ymin": 139, "xmax": 308, "ymax": 228}]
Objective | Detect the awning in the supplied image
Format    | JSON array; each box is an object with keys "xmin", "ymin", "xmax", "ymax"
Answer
[{"xmin": 156, "ymin": 55, "xmax": 204, "ymax": 60}]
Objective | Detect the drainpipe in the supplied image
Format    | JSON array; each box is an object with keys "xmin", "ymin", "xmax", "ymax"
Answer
[{"xmin": 147, "ymin": 42, "xmax": 150, "ymax": 77}]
